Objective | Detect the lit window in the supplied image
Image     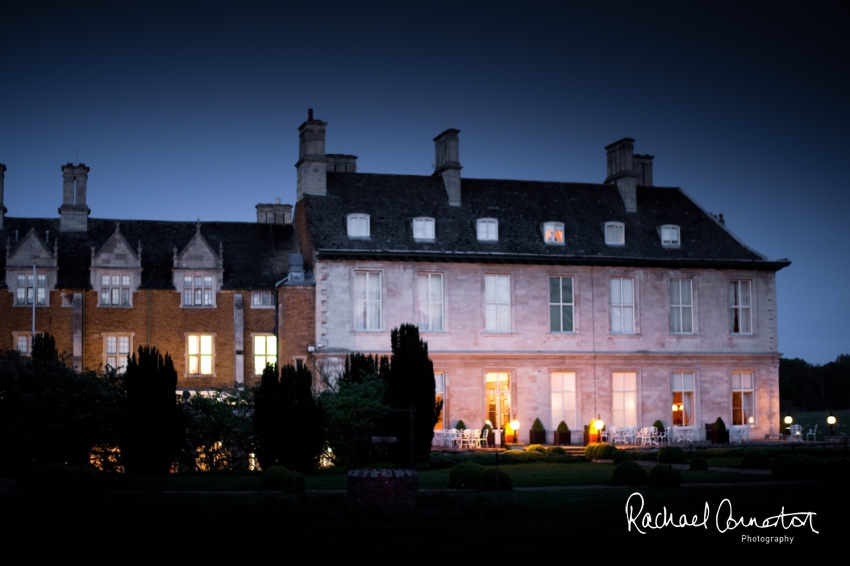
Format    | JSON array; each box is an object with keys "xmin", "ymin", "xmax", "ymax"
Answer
[
  {"xmin": 543, "ymin": 222, "xmax": 564, "ymax": 245},
  {"xmin": 104, "ymin": 334, "xmax": 132, "ymax": 373},
  {"xmin": 253, "ymin": 335, "xmax": 277, "ymax": 375},
  {"xmin": 187, "ymin": 334, "xmax": 215, "ymax": 376},
  {"xmin": 484, "ymin": 274, "xmax": 511, "ymax": 332},
  {"xmin": 347, "ymin": 214, "xmax": 370, "ymax": 238},
  {"xmin": 612, "ymin": 371, "xmax": 637, "ymax": 427},
  {"xmin": 485, "ymin": 372, "xmax": 511, "ymax": 430},
  {"xmin": 729, "ymin": 280, "xmax": 752, "ymax": 334},
  {"xmin": 660, "ymin": 225, "xmax": 680, "ymax": 247},
  {"xmin": 14, "ymin": 273, "xmax": 48, "ymax": 306},
  {"xmin": 610, "ymin": 277, "xmax": 635, "ymax": 334},
  {"xmin": 100, "ymin": 274, "xmax": 132, "ymax": 306},
  {"xmin": 183, "ymin": 275, "xmax": 214, "ymax": 307},
  {"xmin": 252, "ymin": 290, "xmax": 273, "ymax": 308},
  {"xmin": 418, "ymin": 273, "xmax": 443, "ymax": 331},
  {"xmin": 549, "ymin": 276, "xmax": 574, "ymax": 332},
  {"xmin": 476, "ymin": 218, "xmax": 498, "ymax": 242},
  {"xmin": 434, "ymin": 372, "xmax": 445, "ymax": 430},
  {"xmin": 354, "ymin": 271, "xmax": 382, "ymax": 330},
  {"xmin": 604, "ymin": 222, "xmax": 625, "ymax": 245},
  {"xmin": 732, "ymin": 371, "xmax": 754, "ymax": 425},
  {"xmin": 671, "ymin": 372, "xmax": 695, "ymax": 426},
  {"xmin": 413, "ymin": 217, "xmax": 435, "ymax": 240},
  {"xmin": 669, "ymin": 279, "xmax": 693, "ymax": 334},
  {"xmin": 551, "ymin": 371, "xmax": 576, "ymax": 431}
]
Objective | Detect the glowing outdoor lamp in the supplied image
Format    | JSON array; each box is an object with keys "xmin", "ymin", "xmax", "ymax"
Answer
[
  {"xmin": 510, "ymin": 420, "xmax": 520, "ymax": 444},
  {"xmin": 784, "ymin": 415, "xmax": 793, "ymax": 438},
  {"xmin": 828, "ymin": 413, "xmax": 837, "ymax": 436},
  {"xmin": 593, "ymin": 415, "xmax": 605, "ymax": 441}
]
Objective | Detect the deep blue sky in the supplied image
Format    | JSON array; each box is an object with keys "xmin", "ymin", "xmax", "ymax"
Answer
[{"xmin": 2, "ymin": 1, "xmax": 847, "ymax": 364}]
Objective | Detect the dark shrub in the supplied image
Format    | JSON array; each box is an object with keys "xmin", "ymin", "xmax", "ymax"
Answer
[
  {"xmin": 612, "ymin": 460, "xmax": 647, "ymax": 486},
  {"xmin": 449, "ymin": 462, "xmax": 485, "ymax": 489},
  {"xmin": 531, "ymin": 418, "xmax": 545, "ymax": 432},
  {"xmin": 19, "ymin": 462, "xmax": 105, "ymax": 495},
  {"xmin": 822, "ymin": 459, "xmax": 850, "ymax": 484},
  {"xmin": 596, "ymin": 443, "xmax": 617, "ymax": 459},
  {"xmin": 774, "ymin": 456, "xmax": 807, "ymax": 480},
  {"xmin": 546, "ymin": 446, "xmax": 566, "ymax": 456},
  {"xmin": 689, "ymin": 457, "xmax": 708, "ymax": 471},
  {"xmin": 455, "ymin": 420, "xmax": 466, "ymax": 430},
  {"xmin": 525, "ymin": 444, "xmax": 546, "ymax": 454},
  {"xmin": 501, "ymin": 450, "xmax": 545, "ymax": 464},
  {"xmin": 262, "ymin": 465, "xmax": 290, "ymax": 489},
  {"xmin": 479, "ymin": 467, "xmax": 512, "ymax": 491},
  {"xmin": 657, "ymin": 446, "xmax": 686, "ymax": 464},
  {"xmin": 557, "ymin": 421, "xmax": 569, "ymax": 434},
  {"xmin": 653, "ymin": 420, "xmax": 665, "ymax": 431},
  {"xmin": 648, "ymin": 465, "xmax": 682, "ymax": 488},
  {"xmin": 741, "ymin": 448, "xmax": 770, "ymax": 469},
  {"xmin": 584, "ymin": 443, "xmax": 600, "ymax": 459},
  {"xmin": 280, "ymin": 470, "xmax": 307, "ymax": 493},
  {"xmin": 612, "ymin": 450, "xmax": 632, "ymax": 464}
]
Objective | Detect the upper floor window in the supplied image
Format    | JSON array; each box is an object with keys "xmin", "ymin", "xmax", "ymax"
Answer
[
  {"xmin": 14, "ymin": 273, "xmax": 48, "ymax": 306},
  {"xmin": 418, "ymin": 273, "xmax": 444, "ymax": 331},
  {"xmin": 669, "ymin": 279, "xmax": 693, "ymax": 334},
  {"xmin": 413, "ymin": 217, "xmax": 435, "ymax": 240},
  {"xmin": 100, "ymin": 274, "xmax": 131, "ymax": 306},
  {"xmin": 354, "ymin": 271, "xmax": 382, "ymax": 331},
  {"xmin": 183, "ymin": 275, "xmax": 214, "ymax": 307},
  {"xmin": 610, "ymin": 277, "xmax": 635, "ymax": 334},
  {"xmin": 347, "ymin": 214, "xmax": 370, "ymax": 238},
  {"xmin": 476, "ymin": 218, "xmax": 498, "ymax": 242},
  {"xmin": 252, "ymin": 290, "xmax": 273, "ymax": 308},
  {"xmin": 660, "ymin": 225, "xmax": 680, "ymax": 247},
  {"xmin": 104, "ymin": 334, "xmax": 132, "ymax": 374},
  {"xmin": 484, "ymin": 274, "xmax": 511, "ymax": 332},
  {"xmin": 605, "ymin": 222, "xmax": 625, "ymax": 246},
  {"xmin": 549, "ymin": 276, "xmax": 574, "ymax": 332},
  {"xmin": 543, "ymin": 222, "xmax": 564, "ymax": 245},
  {"xmin": 729, "ymin": 280, "xmax": 752, "ymax": 334}
]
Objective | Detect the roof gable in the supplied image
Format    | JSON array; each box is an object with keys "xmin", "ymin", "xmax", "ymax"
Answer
[
  {"xmin": 6, "ymin": 228, "xmax": 57, "ymax": 268},
  {"xmin": 92, "ymin": 224, "xmax": 141, "ymax": 269},
  {"xmin": 174, "ymin": 225, "xmax": 222, "ymax": 270}
]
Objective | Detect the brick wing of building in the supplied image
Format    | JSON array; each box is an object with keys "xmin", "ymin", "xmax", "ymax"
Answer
[{"xmin": 293, "ymin": 114, "xmax": 791, "ymax": 442}]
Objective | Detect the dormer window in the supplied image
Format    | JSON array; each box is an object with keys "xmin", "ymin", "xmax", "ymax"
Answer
[
  {"xmin": 99, "ymin": 274, "xmax": 132, "ymax": 306},
  {"xmin": 183, "ymin": 275, "xmax": 215, "ymax": 307},
  {"xmin": 605, "ymin": 222, "xmax": 625, "ymax": 246},
  {"xmin": 543, "ymin": 222, "xmax": 564, "ymax": 245},
  {"xmin": 477, "ymin": 218, "xmax": 498, "ymax": 242},
  {"xmin": 413, "ymin": 217, "xmax": 435, "ymax": 240},
  {"xmin": 660, "ymin": 225, "xmax": 680, "ymax": 247},
  {"xmin": 347, "ymin": 214, "xmax": 370, "ymax": 238},
  {"xmin": 14, "ymin": 273, "xmax": 48, "ymax": 306}
]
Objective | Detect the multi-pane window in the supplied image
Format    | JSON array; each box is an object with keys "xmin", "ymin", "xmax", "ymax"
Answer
[
  {"xmin": 347, "ymin": 214, "xmax": 370, "ymax": 238},
  {"xmin": 549, "ymin": 276, "xmax": 574, "ymax": 332},
  {"xmin": 610, "ymin": 277, "xmax": 635, "ymax": 334},
  {"xmin": 15, "ymin": 273, "xmax": 47, "ymax": 306},
  {"xmin": 413, "ymin": 217, "xmax": 435, "ymax": 240},
  {"xmin": 605, "ymin": 222, "xmax": 625, "ymax": 245},
  {"xmin": 476, "ymin": 218, "xmax": 498, "ymax": 242},
  {"xmin": 729, "ymin": 280, "xmax": 752, "ymax": 334},
  {"xmin": 484, "ymin": 274, "xmax": 511, "ymax": 332},
  {"xmin": 434, "ymin": 372, "xmax": 445, "ymax": 430},
  {"xmin": 612, "ymin": 371, "xmax": 637, "ymax": 427},
  {"xmin": 550, "ymin": 371, "xmax": 576, "ymax": 431},
  {"xmin": 354, "ymin": 272, "xmax": 382, "ymax": 330},
  {"xmin": 253, "ymin": 335, "xmax": 277, "ymax": 375},
  {"xmin": 669, "ymin": 279, "xmax": 693, "ymax": 334},
  {"xmin": 543, "ymin": 222, "xmax": 564, "ymax": 244},
  {"xmin": 252, "ymin": 290, "xmax": 273, "ymax": 307},
  {"xmin": 485, "ymin": 372, "xmax": 511, "ymax": 429},
  {"xmin": 661, "ymin": 225, "xmax": 680, "ymax": 247},
  {"xmin": 187, "ymin": 334, "xmax": 214, "ymax": 376},
  {"xmin": 732, "ymin": 371, "xmax": 754, "ymax": 425},
  {"xmin": 13, "ymin": 332, "xmax": 36, "ymax": 355},
  {"xmin": 100, "ymin": 274, "xmax": 131, "ymax": 306},
  {"xmin": 183, "ymin": 275, "xmax": 214, "ymax": 307},
  {"xmin": 418, "ymin": 273, "xmax": 443, "ymax": 331},
  {"xmin": 671, "ymin": 372, "xmax": 695, "ymax": 426},
  {"xmin": 104, "ymin": 334, "xmax": 132, "ymax": 373}
]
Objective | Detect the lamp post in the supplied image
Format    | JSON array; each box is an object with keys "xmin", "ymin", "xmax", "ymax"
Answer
[
  {"xmin": 784, "ymin": 415, "xmax": 793, "ymax": 439},
  {"xmin": 510, "ymin": 419, "xmax": 520, "ymax": 444},
  {"xmin": 827, "ymin": 413, "xmax": 836, "ymax": 437},
  {"xmin": 593, "ymin": 415, "xmax": 604, "ymax": 443}
]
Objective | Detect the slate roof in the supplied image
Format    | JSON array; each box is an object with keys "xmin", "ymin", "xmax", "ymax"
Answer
[
  {"xmin": 300, "ymin": 172, "xmax": 789, "ymax": 271},
  {"xmin": 0, "ymin": 217, "xmax": 296, "ymax": 290}
]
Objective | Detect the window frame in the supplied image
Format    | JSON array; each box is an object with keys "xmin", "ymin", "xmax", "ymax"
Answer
[
  {"xmin": 609, "ymin": 276, "xmax": 635, "ymax": 334},
  {"xmin": 98, "ymin": 273, "xmax": 133, "ymax": 307},
  {"xmin": 347, "ymin": 213, "xmax": 370, "ymax": 238},
  {"xmin": 612, "ymin": 371, "xmax": 638, "ymax": 427},
  {"xmin": 252, "ymin": 334, "xmax": 278, "ymax": 376},
  {"xmin": 434, "ymin": 371, "xmax": 446, "ymax": 430},
  {"xmin": 354, "ymin": 271, "xmax": 383, "ymax": 331},
  {"xmin": 412, "ymin": 217, "xmax": 435, "ymax": 241},
  {"xmin": 181, "ymin": 273, "xmax": 217, "ymax": 308},
  {"xmin": 668, "ymin": 278, "xmax": 694, "ymax": 334},
  {"xmin": 660, "ymin": 224, "xmax": 681, "ymax": 247},
  {"xmin": 186, "ymin": 333, "xmax": 216, "ymax": 377},
  {"xmin": 12, "ymin": 332, "xmax": 40, "ymax": 355},
  {"xmin": 418, "ymin": 272, "xmax": 444, "ymax": 332},
  {"xmin": 484, "ymin": 273, "xmax": 511, "ymax": 333},
  {"xmin": 103, "ymin": 333, "xmax": 133, "ymax": 374},
  {"xmin": 543, "ymin": 221, "xmax": 565, "ymax": 245},
  {"xmin": 549, "ymin": 275, "xmax": 575, "ymax": 333},
  {"xmin": 251, "ymin": 289, "xmax": 274, "ymax": 308},
  {"xmin": 731, "ymin": 371, "xmax": 755, "ymax": 426},
  {"xmin": 476, "ymin": 218, "xmax": 499, "ymax": 242},
  {"xmin": 671, "ymin": 371, "xmax": 695, "ymax": 426},
  {"xmin": 604, "ymin": 222, "xmax": 625, "ymax": 246},
  {"xmin": 729, "ymin": 279, "xmax": 752, "ymax": 334},
  {"xmin": 550, "ymin": 371, "xmax": 577, "ymax": 431},
  {"xmin": 13, "ymin": 272, "xmax": 49, "ymax": 307}
]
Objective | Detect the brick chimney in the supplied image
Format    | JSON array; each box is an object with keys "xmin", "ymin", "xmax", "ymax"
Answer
[
  {"xmin": 433, "ymin": 129, "xmax": 462, "ymax": 207},
  {"xmin": 605, "ymin": 138, "xmax": 637, "ymax": 213},
  {"xmin": 0, "ymin": 163, "xmax": 6, "ymax": 229},
  {"xmin": 59, "ymin": 163, "xmax": 91, "ymax": 232},
  {"xmin": 256, "ymin": 198, "xmax": 293, "ymax": 224},
  {"xmin": 326, "ymin": 154, "xmax": 358, "ymax": 173},
  {"xmin": 295, "ymin": 109, "xmax": 327, "ymax": 202},
  {"xmin": 634, "ymin": 154, "xmax": 654, "ymax": 186}
]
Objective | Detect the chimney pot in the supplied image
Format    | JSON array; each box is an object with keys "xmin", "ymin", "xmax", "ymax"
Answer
[{"xmin": 433, "ymin": 129, "xmax": 462, "ymax": 207}]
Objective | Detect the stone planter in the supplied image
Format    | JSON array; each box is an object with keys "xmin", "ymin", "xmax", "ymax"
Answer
[
  {"xmin": 553, "ymin": 431, "xmax": 571, "ymax": 446},
  {"xmin": 529, "ymin": 430, "xmax": 546, "ymax": 445}
]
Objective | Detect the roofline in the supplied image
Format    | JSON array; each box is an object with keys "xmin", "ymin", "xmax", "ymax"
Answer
[{"xmin": 313, "ymin": 249, "xmax": 791, "ymax": 271}]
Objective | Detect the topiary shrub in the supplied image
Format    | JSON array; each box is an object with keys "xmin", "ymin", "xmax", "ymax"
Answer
[
  {"xmin": 525, "ymin": 444, "xmax": 546, "ymax": 454},
  {"xmin": 653, "ymin": 420, "xmax": 665, "ymax": 432},
  {"xmin": 280, "ymin": 470, "xmax": 307, "ymax": 493},
  {"xmin": 554, "ymin": 421, "xmax": 571, "ymax": 445},
  {"xmin": 546, "ymin": 446, "xmax": 566, "ymax": 456},
  {"xmin": 712, "ymin": 417, "xmax": 729, "ymax": 444},
  {"xmin": 557, "ymin": 421, "xmax": 569, "ymax": 434},
  {"xmin": 455, "ymin": 420, "xmax": 466, "ymax": 430},
  {"xmin": 531, "ymin": 418, "xmax": 545, "ymax": 432},
  {"xmin": 612, "ymin": 460, "xmax": 647, "ymax": 486},
  {"xmin": 479, "ymin": 467, "xmax": 512, "ymax": 491},
  {"xmin": 449, "ymin": 462, "xmax": 485, "ymax": 489},
  {"xmin": 584, "ymin": 443, "xmax": 601, "ymax": 459},
  {"xmin": 657, "ymin": 446, "xmax": 686, "ymax": 464},
  {"xmin": 689, "ymin": 456, "xmax": 708, "ymax": 471},
  {"xmin": 741, "ymin": 448, "xmax": 770, "ymax": 469},
  {"xmin": 612, "ymin": 450, "xmax": 632, "ymax": 464},
  {"xmin": 648, "ymin": 464, "xmax": 682, "ymax": 488},
  {"xmin": 586, "ymin": 442, "xmax": 616, "ymax": 459},
  {"xmin": 262, "ymin": 465, "xmax": 290, "ymax": 490}
]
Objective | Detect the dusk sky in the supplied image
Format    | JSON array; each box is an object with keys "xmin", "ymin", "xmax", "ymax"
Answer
[{"xmin": 2, "ymin": 1, "xmax": 847, "ymax": 364}]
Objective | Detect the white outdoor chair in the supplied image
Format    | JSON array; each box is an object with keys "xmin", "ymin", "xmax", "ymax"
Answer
[{"xmin": 806, "ymin": 424, "xmax": 818, "ymax": 441}]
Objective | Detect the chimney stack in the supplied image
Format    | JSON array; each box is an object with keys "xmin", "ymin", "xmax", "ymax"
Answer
[
  {"xmin": 605, "ymin": 138, "xmax": 637, "ymax": 213},
  {"xmin": 295, "ymin": 109, "xmax": 327, "ymax": 202},
  {"xmin": 59, "ymin": 163, "xmax": 91, "ymax": 231},
  {"xmin": 634, "ymin": 154, "xmax": 654, "ymax": 186},
  {"xmin": 326, "ymin": 154, "xmax": 358, "ymax": 173},
  {"xmin": 0, "ymin": 163, "xmax": 6, "ymax": 229},
  {"xmin": 433, "ymin": 129, "xmax": 462, "ymax": 207},
  {"xmin": 256, "ymin": 202, "xmax": 293, "ymax": 224}
]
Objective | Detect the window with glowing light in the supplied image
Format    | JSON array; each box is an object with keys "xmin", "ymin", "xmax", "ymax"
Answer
[
  {"xmin": 671, "ymin": 372, "xmax": 695, "ymax": 426},
  {"xmin": 253, "ymin": 334, "xmax": 277, "ymax": 375},
  {"xmin": 543, "ymin": 222, "xmax": 564, "ymax": 244},
  {"xmin": 104, "ymin": 334, "xmax": 132, "ymax": 374},
  {"xmin": 187, "ymin": 334, "xmax": 215, "ymax": 376},
  {"xmin": 732, "ymin": 371, "xmax": 754, "ymax": 426}
]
